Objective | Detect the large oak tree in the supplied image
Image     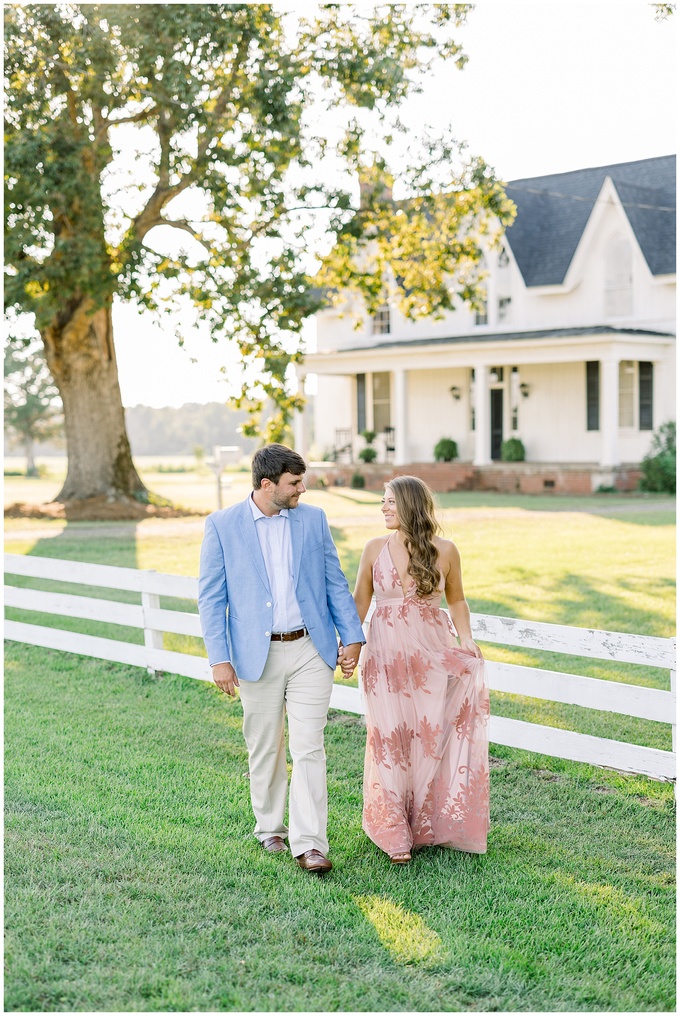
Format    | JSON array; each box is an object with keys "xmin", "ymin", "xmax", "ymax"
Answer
[{"xmin": 4, "ymin": 3, "xmax": 513, "ymax": 502}]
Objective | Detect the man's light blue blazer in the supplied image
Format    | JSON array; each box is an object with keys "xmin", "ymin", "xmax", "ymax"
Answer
[{"xmin": 198, "ymin": 497, "xmax": 365, "ymax": 683}]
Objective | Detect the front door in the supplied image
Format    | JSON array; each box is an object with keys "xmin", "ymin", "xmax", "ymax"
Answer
[{"xmin": 490, "ymin": 388, "xmax": 503, "ymax": 460}]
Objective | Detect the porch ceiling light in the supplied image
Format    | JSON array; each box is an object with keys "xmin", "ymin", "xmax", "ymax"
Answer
[
  {"xmin": 449, "ymin": 385, "xmax": 461, "ymax": 400},
  {"xmin": 519, "ymin": 382, "xmax": 531, "ymax": 398}
]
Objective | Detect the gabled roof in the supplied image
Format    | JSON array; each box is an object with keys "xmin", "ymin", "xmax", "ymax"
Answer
[{"xmin": 504, "ymin": 155, "xmax": 676, "ymax": 286}]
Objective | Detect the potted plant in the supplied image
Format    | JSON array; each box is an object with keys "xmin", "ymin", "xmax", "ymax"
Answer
[
  {"xmin": 433, "ymin": 437, "xmax": 458, "ymax": 462},
  {"xmin": 359, "ymin": 429, "xmax": 378, "ymax": 463}
]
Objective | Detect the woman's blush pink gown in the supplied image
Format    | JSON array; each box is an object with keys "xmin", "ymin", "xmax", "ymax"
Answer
[{"xmin": 361, "ymin": 539, "xmax": 490, "ymax": 857}]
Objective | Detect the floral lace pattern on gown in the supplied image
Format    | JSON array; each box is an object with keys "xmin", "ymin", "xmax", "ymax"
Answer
[{"xmin": 361, "ymin": 538, "xmax": 490, "ymax": 856}]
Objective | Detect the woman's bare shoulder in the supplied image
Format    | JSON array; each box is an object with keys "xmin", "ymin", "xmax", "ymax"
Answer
[
  {"xmin": 434, "ymin": 535, "xmax": 460, "ymax": 567},
  {"xmin": 363, "ymin": 535, "xmax": 389, "ymax": 560}
]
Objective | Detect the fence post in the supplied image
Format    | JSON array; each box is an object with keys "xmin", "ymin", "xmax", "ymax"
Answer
[
  {"xmin": 671, "ymin": 639, "xmax": 676, "ymax": 798},
  {"xmin": 141, "ymin": 576, "xmax": 163, "ymax": 676}
]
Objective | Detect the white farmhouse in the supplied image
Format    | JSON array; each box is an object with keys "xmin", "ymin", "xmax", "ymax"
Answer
[{"xmin": 296, "ymin": 155, "xmax": 675, "ymax": 493}]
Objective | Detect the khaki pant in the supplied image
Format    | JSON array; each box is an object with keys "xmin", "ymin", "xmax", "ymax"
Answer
[{"xmin": 237, "ymin": 635, "xmax": 335, "ymax": 857}]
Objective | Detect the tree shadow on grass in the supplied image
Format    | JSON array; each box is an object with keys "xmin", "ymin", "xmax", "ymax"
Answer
[
  {"xmin": 5, "ymin": 521, "xmax": 142, "ymax": 641},
  {"xmin": 470, "ymin": 570, "xmax": 674, "ymax": 640}
]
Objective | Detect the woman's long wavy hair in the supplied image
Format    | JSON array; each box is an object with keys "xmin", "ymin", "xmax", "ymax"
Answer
[{"xmin": 387, "ymin": 476, "xmax": 442, "ymax": 597}]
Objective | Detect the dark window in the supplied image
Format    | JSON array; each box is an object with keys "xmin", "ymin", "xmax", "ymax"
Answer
[
  {"xmin": 490, "ymin": 389, "xmax": 503, "ymax": 460},
  {"xmin": 639, "ymin": 362, "xmax": 654, "ymax": 431},
  {"xmin": 356, "ymin": 374, "xmax": 366, "ymax": 433},
  {"xmin": 586, "ymin": 362, "xmax": 600, "ymax": 431},
  {"xmin": 371, "ymin": 306, "xmax": 390, "ymax": 335},
  {"xmin": 470, "ymin": 368, "xmax": 475, "ymax": 431}
]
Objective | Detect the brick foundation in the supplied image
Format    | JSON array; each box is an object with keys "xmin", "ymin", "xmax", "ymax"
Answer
[{"xmin": 306, "ymin": 460, "xmax": 642, "ymax": 494}]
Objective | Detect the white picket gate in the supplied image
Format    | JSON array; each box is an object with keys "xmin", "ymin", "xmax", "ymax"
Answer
[{"xmin": 4, "ymin": 553, "xmax": 676, "ymax": 784}]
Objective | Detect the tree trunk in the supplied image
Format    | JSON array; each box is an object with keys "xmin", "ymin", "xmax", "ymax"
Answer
[
  {"xmin": 24, "ymin": 437, "xmax": 37, "ymax": 477},
  {"xmin": 42, "ymin": 299, "xmax": 146, "ymax": 501}
]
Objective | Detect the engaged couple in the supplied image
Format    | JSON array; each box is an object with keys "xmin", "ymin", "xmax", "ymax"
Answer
[{"xmin": 198, "ymin": 444, "xmax": 490, "ymax": 874}]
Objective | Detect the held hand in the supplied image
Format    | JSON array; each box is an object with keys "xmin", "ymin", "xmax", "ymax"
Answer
[
  {"xmin": 211, "ymin": 661, "xmax": 239, "ymax": 696},
  {"xmin": 339, "ymin": 642, "xmax": 362, "ymax": 679},
  {"xmin": 459, "ymin": 636, "xmax": 483, "ymax": 659}
]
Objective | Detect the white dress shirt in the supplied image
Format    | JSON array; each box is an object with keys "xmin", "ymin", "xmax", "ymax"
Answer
[{"xmin": 249, "ymin": 494, "xmax": 305, "ymax": 633}]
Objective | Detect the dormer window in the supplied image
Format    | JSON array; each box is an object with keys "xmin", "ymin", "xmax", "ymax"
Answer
[
  {"xmin": 475, "ymin": 296, "xmax": 488, "ymax": 326},
  {"xmin": 605, "ymin": 237, "xmax": 633, "ymax": 316},
  {"xmin": 498, "ymin": 297, "xmax": 512, "ymax": 322},
  {"xmin": 371, "ymin": 306, "xmax": 391, "ymax": 335},
  {"xmin": 498, "ymin": 247, "xmax": 510, "ymax": 268}
]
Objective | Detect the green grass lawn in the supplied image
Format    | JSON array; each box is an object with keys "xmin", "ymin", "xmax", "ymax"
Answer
[
  {"xmin": 5, "ymin": 642, "xmax": 675, "ymax": 1013},
  {"xmin": 4, "ymin": 481, "xmax": 676, "ymax": 1010}
]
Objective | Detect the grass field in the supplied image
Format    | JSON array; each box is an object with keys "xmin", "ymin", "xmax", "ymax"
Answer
[
  {"xmin": 4, "ymin": 463, "xmax": 676, "ymax": 1011},
  {"xmin": 5, "ymin": 643, "xmax": 676, "ymax": 1012}
]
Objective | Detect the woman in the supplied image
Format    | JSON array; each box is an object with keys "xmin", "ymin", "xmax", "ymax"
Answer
[{"xmin": 341, "ymin": 476, "xmax": 489, "ymax": 864}]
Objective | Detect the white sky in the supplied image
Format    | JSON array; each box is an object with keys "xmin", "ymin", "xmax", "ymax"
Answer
[{"xmin": 114, "ymin": 1, "xmax": 678, "ymax": 409}]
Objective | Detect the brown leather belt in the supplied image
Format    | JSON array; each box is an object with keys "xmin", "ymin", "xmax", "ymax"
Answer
[{"xmin": 270, "ymin": 627, "xmax": 308, "ymax": 642}]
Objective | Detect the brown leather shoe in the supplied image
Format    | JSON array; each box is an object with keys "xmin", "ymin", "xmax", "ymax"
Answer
[
  {"xmin": 295, "ymin": 849, "xmax": 332, "ymax": 873},
  {"xmin": 261, "ymin": 836, "xmax": 288, "ymax": 854}
]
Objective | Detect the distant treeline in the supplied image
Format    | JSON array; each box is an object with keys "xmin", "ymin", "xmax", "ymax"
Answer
[
  {"xmin": 5, "ymin": 403, "xmax": 260, "ymax": 458},
  {"xmin": 125, "ymin": 403, "xmax": 259, "ymax": 456}
]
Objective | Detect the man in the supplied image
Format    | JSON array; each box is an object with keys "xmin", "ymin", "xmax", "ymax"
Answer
[{"xmin": 198, "ymin": 444, "xmax": 364, "ymax": 874}]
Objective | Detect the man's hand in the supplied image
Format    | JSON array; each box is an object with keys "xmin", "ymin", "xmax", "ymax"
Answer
[
  {"xmin": 211, "ymin": 661, "xmax": 239, "ymax": 696},
  {"xmin": 338, "ymin": 642, "xmax": 362, "ymax": 679}
]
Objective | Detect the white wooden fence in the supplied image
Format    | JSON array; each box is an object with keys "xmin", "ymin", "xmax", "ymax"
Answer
[{"xmin": 4, "ymin": 553, "xmax": 676, "ymax": 785}]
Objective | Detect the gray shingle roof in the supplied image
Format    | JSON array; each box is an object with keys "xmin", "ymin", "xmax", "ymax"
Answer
[{"xmin": 504, "ymin": 155, "xmax": 676, "ymax": 286}]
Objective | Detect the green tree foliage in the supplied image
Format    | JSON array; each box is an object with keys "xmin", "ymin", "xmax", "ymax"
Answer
[
  {"xmin": 652, "ymin": 4, "xmax": 675, "ymax": 20},
  {"xmin": 4, "ymin": 340, "xmax": 63, "ymax": 475},
  {"xmin": 639, "ymin": 422, "xmax": 675, "ymax": 494},
  {"xmin": 4, "ymin": 3, "xmax": 514, "ymax": 500}
]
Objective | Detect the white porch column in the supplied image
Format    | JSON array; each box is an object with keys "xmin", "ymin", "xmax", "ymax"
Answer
[
  {"xmin": 599, "ymin": 358, "xmax": 620, "ymax": 468},
  {"xmin": 392, "ymin": 368, "xmax": 408, "ymax": 464},
  {"xmin": 293, "ymin": 373, "xmax": 308, "ymax": 460},
  {"xmin": 473, "ymin": 364, "xmax": 491, "ymax": 466}
]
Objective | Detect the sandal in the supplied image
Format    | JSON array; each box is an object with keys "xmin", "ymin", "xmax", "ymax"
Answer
[{"xmin": 390, "ymin": 851, "xmax": 412, "ymax": 864}]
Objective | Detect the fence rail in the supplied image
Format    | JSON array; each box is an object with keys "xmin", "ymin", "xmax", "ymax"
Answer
[{"xmin": 4, "ymin": 553, "xmax": 676, "ymax": 784}]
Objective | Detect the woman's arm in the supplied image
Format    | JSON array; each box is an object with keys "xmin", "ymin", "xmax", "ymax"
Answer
[
  {"xmin": 443, "ymin": 541, "xmax": 483, "ymax": 659},
  {"xmin": 338, "ymin": 539, "xmax": 380, "ymax": 677},
  {"xmin": 352, "ymin": 539, "xmax": 379, "ymax": 623}
]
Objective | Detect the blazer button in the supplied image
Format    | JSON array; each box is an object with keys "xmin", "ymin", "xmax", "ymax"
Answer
[
  {"xmin": 265, "ymin": 631, "xmax": 271, "ymax": 637},
  {"xmin": 266, "ymin": 602, "xmax": 272, "ymax": 607}
]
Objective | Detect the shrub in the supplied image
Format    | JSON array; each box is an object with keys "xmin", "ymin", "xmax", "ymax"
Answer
[
  {"xmin": 350, "ymin": 472, "xmax": 366, "ymax": 488},
  {"xmin": 639, "ymin": 422, "xmax": 676, "ymax": 493},
  {"xmin": 360, "ymin": 429, "xmax": 377, "ymax": 445},
  {"xmin": 433, "ymin": 438, "xmax": 458, "ymax": 462},
  {"xmin": 358, "ymin": 447, "xmax": 378, "ymax": 463},
  {"xmin": 501, "ymin": 438, "xmax": 525, "ymax": 462}
]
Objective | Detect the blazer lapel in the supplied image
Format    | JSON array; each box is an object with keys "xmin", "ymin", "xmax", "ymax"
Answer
[
  {"xmin": 289, "ymin": 508, "xmax": 303, "ymax": 588},
  {"xmin": 238, "ymin": 499, "xmax": 270, "ymax": 593}
]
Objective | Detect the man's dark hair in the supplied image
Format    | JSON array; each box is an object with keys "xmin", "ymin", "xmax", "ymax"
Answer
[{"xmin": 252, "ymin": 444, "xmax": 307, "ymax": 488}]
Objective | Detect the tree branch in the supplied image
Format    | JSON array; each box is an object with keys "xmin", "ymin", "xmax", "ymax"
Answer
[
  {"xmin": 97, "ymin": 104, "xmax": 159, "ymax": 141},
  {"xmin": 146, "ymin": 216, "xmax": 214, "ymax": 252},
  {"xmin": 131, "ymin": 32, "xmax": 251, "ymax": 243}
]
